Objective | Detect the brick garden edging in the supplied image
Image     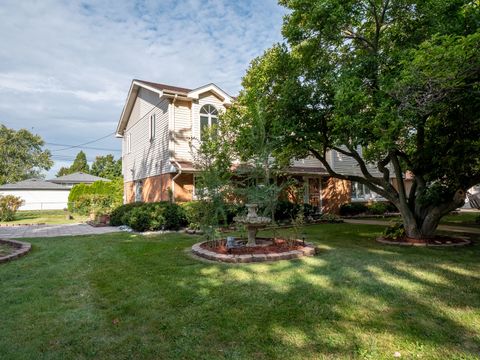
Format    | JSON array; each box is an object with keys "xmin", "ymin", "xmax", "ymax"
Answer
[
  {"xmin": 191, "ymin": 240, "xmax": 316, "ymax": 263},
  {"xmin": 0, "ymin": 239, "xmax": 32, "ymax": 263}
]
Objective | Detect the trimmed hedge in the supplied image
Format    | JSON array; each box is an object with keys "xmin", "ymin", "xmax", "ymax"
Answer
[
  {"xmin": 110, "ymin": 201, "xmax": 187, "ymax": 231},
  {"xmin": 68, "ymin": 178, "xmax": 123, "ymax": 215}
]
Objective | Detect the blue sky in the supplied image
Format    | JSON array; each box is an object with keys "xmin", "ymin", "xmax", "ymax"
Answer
[{"xmin": 0, "ymin": 0, "xmax": 286, "ymax": 177}]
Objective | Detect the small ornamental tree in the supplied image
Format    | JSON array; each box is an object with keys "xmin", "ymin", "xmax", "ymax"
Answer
[
  {"xmin": 0, "ymin": 195, "xmax": 24, "ymax": 222},
  {"xmin": 233, "ymin": 0, "xmax": 480, "ymax": 240}
]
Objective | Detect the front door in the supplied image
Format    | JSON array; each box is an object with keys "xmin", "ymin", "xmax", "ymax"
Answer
[{"xmin": 307, "ymin": 177, "xmax": 321, "ymax": 211}]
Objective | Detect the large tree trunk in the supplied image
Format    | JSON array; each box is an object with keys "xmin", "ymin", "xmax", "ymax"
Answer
[{"xmin": 398, "ymin": 189, "xmax": 466, "ymax": 239}]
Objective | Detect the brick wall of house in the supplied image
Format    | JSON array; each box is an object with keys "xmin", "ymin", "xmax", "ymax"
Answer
[
  {"xmin": 321, "ymin": 177, "xmax": 351, "ymax": 214},
  {"xmin": 124, "ymin": 181, "xmax": 135, "ymax": 203},
  {"xmin": 173, "ymin": 173, "xmax": 194, "ymax": 202},
  {"xmin": 142, "ymin": 174, "xmax": 173, "ymax": 202}
]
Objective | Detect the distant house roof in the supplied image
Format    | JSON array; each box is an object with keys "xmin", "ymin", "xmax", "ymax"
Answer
[
  {"xmin": 49, "ymin": 172, "xmax": 111, "ymax": 184},
  {"xmin": 0, "ymin": 179, "xmax": 68, "ymax": 191}
]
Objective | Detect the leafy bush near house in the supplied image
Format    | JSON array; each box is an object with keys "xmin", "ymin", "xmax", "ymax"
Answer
[
  {"xmin": 367, "ymin": 202, "xmax": 389, "ymax": 215},
  {"xmin": 274, "ymin": 200, "xmax": 300, "ymax": 221},
  {"xmin": 181, "ymin": 201, "xmax": 244, "ymax": 229},
  {"xmin": 302, "ymin": 204, "xmax": 318, "ymax": 218},
  {"xmin": 0, "ymin": 195, "xmax": 24, "ymax": 221},
  {"xmin": 340, "ymin": 202, "xmax": 397, "ymax": 216},
  {"xmin": 339, "ymin": 203, "xmax": 368, "ymax": 216},
  {"xmin": 109, "ymin": 202, "xmax": 144, "ymax": 226},
  {"xmin": 318, "ymin": 213, "xmax": 343, "ymax": 223},
  {"xmin": 68, "ymin": 178, "xmax": 123, "ymax": 215},
  {"xmin": 111, "ymin": 201, "xmax": 187, "ymax": 231}
]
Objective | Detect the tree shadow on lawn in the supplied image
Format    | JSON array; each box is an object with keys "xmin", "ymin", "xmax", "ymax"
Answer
[{"xmin": 85, "ymin": 227, "xmax": 480, "ymax": 359}]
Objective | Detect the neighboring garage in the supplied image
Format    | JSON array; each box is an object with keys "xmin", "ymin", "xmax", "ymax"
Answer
[{"xmin": 0, "ymin": 179, "xmax": 71, "ymax": 210}]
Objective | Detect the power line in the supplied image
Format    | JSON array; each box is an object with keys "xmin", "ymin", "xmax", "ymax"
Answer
[
  {"xmin": 46, "ymin": 142, "xmax": 121, "ymax": 152},
  {"xmin": 51, "ymin": 132, "xmax": 116, "ymax": 152},
  {"xmin": 50, "ymin": 97, "xmax": 163, "ymax": 152}
]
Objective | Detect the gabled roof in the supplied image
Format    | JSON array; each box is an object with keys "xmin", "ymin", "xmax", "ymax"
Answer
[
  {"xmin": 0, "ymin": 179, "xmax": 68, "ymax": 190},
  {"xmin": 134, "ymin": 79, "xmax": 191, "ymax": 94},
  {"xmin": 116, "ymin": 79, "xmax": 235, "ymax": 136},
  {"xmin": 49, "ymin": 172, "xmax": 110, "ymax": 184}
]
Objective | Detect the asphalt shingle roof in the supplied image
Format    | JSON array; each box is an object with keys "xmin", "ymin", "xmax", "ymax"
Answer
[
  {"xmin": 49, "ymin": 172, "xmax": 110, "ymax": 184},
  {"xmin": 0, "ymin": 179, "xmax": 68, "ymax": 190}
]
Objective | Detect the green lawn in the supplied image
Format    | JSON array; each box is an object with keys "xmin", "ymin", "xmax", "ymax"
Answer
[
  {"xmin": 0, "ymin": 243, "xmax": 14, "ymax": 257},
  {"xmin": 0, "ymin": 210, "xmax": 88, "ymax": 225},
  {"xmin": 1, "ymin": 224, "xmax": 479, "ymax": 359},
  {"xmin": 441, "ymin": 211, "xmax": 480, "ymax": 227}
]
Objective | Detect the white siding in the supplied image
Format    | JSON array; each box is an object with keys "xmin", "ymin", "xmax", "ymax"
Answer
[
  {"xmin": 0, "ymin": 190, "xmax": 70, "ymax": 210},
  {"xmin": 122, "ymin": 87, "xmax": 171, "ymax": 182},
  {"xmin": 171, "ymin": 100, "xmax": 192, "ymax": 161},
  {"xmin": 330, "ymin": 146, "xmax": 384, "ymax": 177},
  {"xmin": 292, "ymin": 156, "xmax": 324, "ymax": 168}
]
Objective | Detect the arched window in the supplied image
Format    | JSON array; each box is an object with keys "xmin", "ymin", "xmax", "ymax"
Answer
[{"xmin": 199, "ymin": 104, "xmax": 218, "ymax": 139}]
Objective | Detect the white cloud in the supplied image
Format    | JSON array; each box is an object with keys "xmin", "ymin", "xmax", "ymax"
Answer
[{"xmin": 0, "ymin": 0, "xmax": 286, "ymax": 177}]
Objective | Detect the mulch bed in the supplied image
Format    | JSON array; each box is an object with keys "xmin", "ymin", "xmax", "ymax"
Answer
[
  {"xmin": 377, "ymin": 235, "xmax": 471, "ymax": 247},
  {"xmin": 200, "ymin": 238, "xmax": 305, "ymax": 255}
]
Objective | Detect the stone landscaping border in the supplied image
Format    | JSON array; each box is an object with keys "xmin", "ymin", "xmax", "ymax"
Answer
[
  {"xmin": 191, "ymin": 240, "xmax": 316, "ymax": 263},
  {"xmin": 0, "ymin": 239, "xmax": 32, "ymax": 263},
  {"xmin": 376, "ymin": 236, "xmax": 471, "ymax": 247}
]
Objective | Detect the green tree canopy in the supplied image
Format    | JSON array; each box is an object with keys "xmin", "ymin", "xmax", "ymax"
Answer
[
  {"xmin": 231, "ymin": 0, "xmax": 480, "ymax": 239},
  {"xmin": 0, "ymin": 124, "xmax": 53, "ymax": 184},
  {"xmin": 56, "ymin": 151, "xmax": 90, "ymax": 177},
  {"xmin": 90, "ymin": 154, "xmax": 122, "ymax": 180}
]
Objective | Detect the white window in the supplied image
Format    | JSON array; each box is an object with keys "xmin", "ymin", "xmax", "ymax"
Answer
[
  {"xmin": 351, "ymin": 182, "xmax": 383, "ymax": 201},
  {"xmin": 126, "ymin": 133, "xmax": 132, "ymax": 154},
  {"xmin": 149, "ymin": 114, "xmax": 156, "ymax": 141},
  {"xmin": 199, "ymin": 104, "xmax": 218, "ymax": 140}
]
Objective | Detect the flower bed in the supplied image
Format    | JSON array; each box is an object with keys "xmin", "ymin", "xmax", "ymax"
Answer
[{"xmin": 192, "ymin": 237, "xmax": 315, "ymax": 263}]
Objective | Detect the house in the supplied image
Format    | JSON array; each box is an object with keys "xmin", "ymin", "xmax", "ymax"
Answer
[
  {"xmin": 0, "ymin": 173, "xmax": 111, "ymax": 211},
  {"xmin": 116, "ymin": 79, "xmax": 395, "ymax": 213},
  {"xmin": 49, "ymin": 172, "xmax": 111, "ymax": 188},
  {"xmin": 0, "ymin": 179, "xmax": 71, "ymax": 211}
]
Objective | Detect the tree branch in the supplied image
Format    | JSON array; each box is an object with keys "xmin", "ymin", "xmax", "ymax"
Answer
[{"xmin": 309, "ymin": 146, "xmax": 398, "ymax": 203}]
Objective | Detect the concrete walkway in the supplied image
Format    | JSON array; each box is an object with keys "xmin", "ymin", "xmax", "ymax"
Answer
[
  {"xmin": 0, "ymin": 223, "xmax": 121, "ymax": 239},
  {"xmin": 344, "ymin": 219, "xmax": 480, "ymax": 235}
]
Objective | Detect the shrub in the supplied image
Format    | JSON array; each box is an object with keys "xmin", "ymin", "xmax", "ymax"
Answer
[
  {"xmin": 339, "ymin": 203, "xmax": 368, "ymax": 216},
  {"xmin": 475, "ymin": 214, "xmax": 480, "ymax": 224},
  {"xmin": 110, "ymin": 202, "xmax": 144, "ymax": 226},
  {"xmin": 68, "ymin": 178, "xmax": 123, "ymax": 215},
  {"xmin": 124, "ymin": 207, "xmax": 152, "ymax": 232},
  {"xmin": 303, "ymin": 204, "xmax": 318, "ymax": 218},
  {"xmin": 366, "ymin": 202, "xmax": 389, "ymax": 215},
  {"xmin": 383, "ymin": 222, "xmax": 406, "ymax": 240},
  {"xmin": 111, "ymin": 201, "xmax": 187, "ymax": 231},
  {"xmin": 180, "ymin": 201, "xmax": 205, "ymax": 229},
  {"xmin": 0, "ymin": 195, "xmax": 24, "ymax": 221},
  {"xmin": 274, "ymin": 200, "xmax": 300, "ymax": 221},
  {"xmin": 318, "ymin": 213, "xmax": 342, "ymax": 223}
]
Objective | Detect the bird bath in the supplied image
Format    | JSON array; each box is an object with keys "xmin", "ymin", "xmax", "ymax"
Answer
[{"xmin": 234, "ymin": 204, "xmax": 271, "ymax": 246}]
